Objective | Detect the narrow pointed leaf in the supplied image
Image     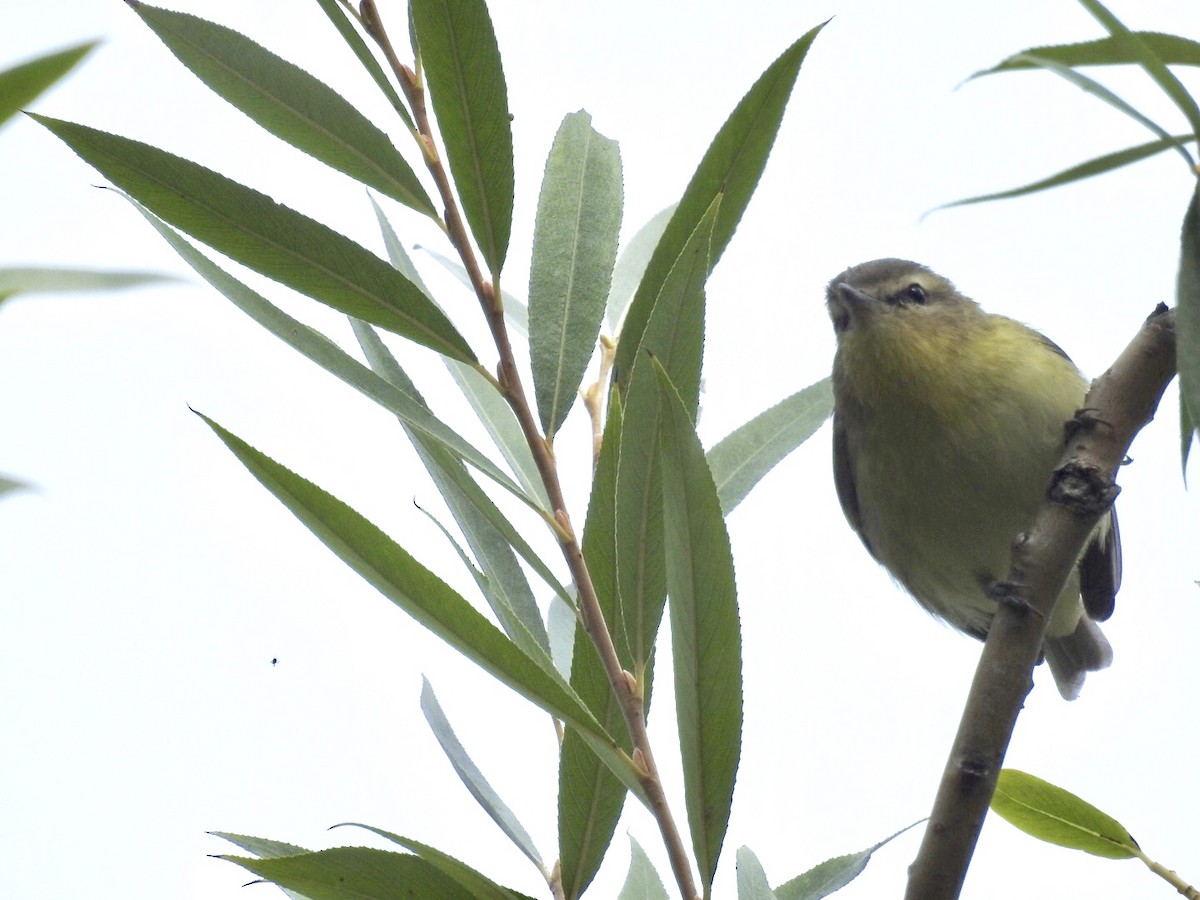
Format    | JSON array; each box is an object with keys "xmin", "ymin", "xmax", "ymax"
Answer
[
  {"xmin": 774, "ymin": 853, "xmax": 869, "ymax": 900},
  {"xmin": 614, "ymin": 25, "xmax": 824, "ymax": 388},
  {"xmin": 369, "ymin": 199, "xmax": 545, "ymax": 504},
  {"xmin": 1005, "ymin": 54, "xmax": 1193, "ymax": 167},
  {"xmin": 311, "ymin": 0, "xmax": 415, "ymax": 131},
  {"xmin": 1178, "ymin": 185, "xmax": 1200, "ymax": 468},
  {"xmin": 970, "ymin": 32, "xmax": 1200, "ymax": 77},
  {"xmin": 0, "ymin": 42, "xmax": 94, "ymax": 129},
  {"xmin": 446, "ymin": 360, "xmax": 549, "ymax": 505},
  {"xmin": 606, "ymin": 204, "xmax": 676, "ymax": 332},
  {"xmin": 419, "ymin": 680, "xmax": 544, "ymax": 871},
  {"xmin": 335, "ymin": 824, "xmax": 536, "ymax": 900},
  {"xmin": 708, "ymin": 378, "xmax": 833, "ymax": 515},
  {"xmin": 529, "ymin": 110, "xmax": 623, "ymax": 437},
  {"xmin": 1078, "ymin": 0, "xmax": 1200, "ymax": 138},
  {"xmin": 736, "ymin": 847, "xmax": 777, "ymax": 900},
  {"xmin": 35, "ymin": 116, "xmax": 476, "ymax": 363},
  {"xmin": 559, "ymin": 392, "xmax": 632, "ymax": 900},
  {"xmin": 413, "ymin": 495, "xmax": 553, "ymax": 669},
  {"xmin": 411, "ymin": 0, "xmax": 513, "ymax": 274},
  {"xmin": 198, "ymin": 414, "xmax": 644, "ymax": 796},
  {"xmin": 212, "ymin": 833, "xmax": 315, "ymax": 900},
  {"xmin": 417, "ymin": 245, "xmax": 530, "ymax": 337},
  {"xmin": 1182, "ymin": 391, "xmax": 1196, "ymax": 475},
  {"xmin": 0, "ymin": 476, "xmax": 32, "ymax": 498},
  {"xmin": 130, "ymin": 4, "xmax": 435, "ymax": 216},
  {"xmin": 773, "ymin": 822, "xmax": 919, "ymax": 900},
  {"xmin": 119, "ymin": 194, "xmax": 538, "ymax": 510},
  {"xmin": 654, "ymin": 358, "xmax": 742, "ymax": 892},
  {"xmin": 991, "ymin": 769, "xmax": 1137, "ymax": 858},
  {"xmin": 220, "ymin": 847, "xmax": 478, "ymax": 899},
  {"xmin": 547, "ymin": 592, "xmax": 577, "ymax": 679},
  {"xmin": 0, "ymin": 266, "xmax": 173, "ymax": 300},
  {"xmin": 211, "ymin": 832, "xmax": 311, "ymax": 858},
  {"xmin": 617, "ymin": 835, "xmax": 670, "ymax": 900},
  {"xmin": 615, "ymin": 198, "xmax": 719, "ymax": 674},
  {"xmin": 352, "ymin": 320, "xmax": 560, "ymax": 649},
  {"xmin": 935, "ymin": 133, "xmax": 1195, "ymax": 210}
]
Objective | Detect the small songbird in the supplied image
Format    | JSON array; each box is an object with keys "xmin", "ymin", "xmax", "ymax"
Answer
[{"xmin": 827, "ymin": 258, "xmax": 1120, "ymax": 699}]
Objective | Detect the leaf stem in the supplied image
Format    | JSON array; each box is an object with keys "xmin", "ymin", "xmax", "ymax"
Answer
[{"xmin": 360, "ymin": 4, "xmax": 699, "ymax": 898}]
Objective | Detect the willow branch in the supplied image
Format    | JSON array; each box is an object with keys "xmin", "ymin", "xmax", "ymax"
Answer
[
  {"xmin": 359, "ymin": 4, "xmax": 699, "ymax": 897},
  {"xmin": 905, "ymin": 304, "xmax": 1177, "ymax": 900}
]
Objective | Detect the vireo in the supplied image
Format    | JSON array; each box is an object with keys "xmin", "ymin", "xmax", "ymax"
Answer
[{"xmin": 827, "ymin": 258, "xmax": 1120, "ymax": 700}]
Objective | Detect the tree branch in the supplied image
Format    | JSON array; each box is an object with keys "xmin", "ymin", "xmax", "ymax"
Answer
[
  {"xmin": 359, "ymin": 4, "xmax": 700, "ymax": 897},
  {"xmin": 904, "ymin": 304, "xmax": 1177, "ymax": 900}
]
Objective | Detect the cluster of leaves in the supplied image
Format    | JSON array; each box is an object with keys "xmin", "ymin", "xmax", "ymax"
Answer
[
  {"xmin": 941, "ymin": 0, "xmax": 1200, "ymax": 468},
  {"xmin": 39, "ymin": 1, "xmax": 841, "ymax": 898}
]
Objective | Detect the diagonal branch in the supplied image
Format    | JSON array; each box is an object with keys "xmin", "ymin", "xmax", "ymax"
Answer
[
  {"xmin": 905, "ymin": 304, "xmax": 1177, "ymax": 900},
  {"xmin": 358, "ymin": 4, "xmax": 700, "ymax": 897}
]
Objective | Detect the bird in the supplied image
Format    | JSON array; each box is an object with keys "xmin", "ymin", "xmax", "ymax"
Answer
[{"xmin": 826, "ymin": 258, "xmax": 1120, "ymax": 699}]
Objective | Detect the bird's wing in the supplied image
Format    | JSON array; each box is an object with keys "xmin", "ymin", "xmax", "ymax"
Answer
[
  {"xmin": 1080, "ymin": 506, "xmax": 1121, "ymax": 622},
  {"xmin": 832, "ymin": 411, "xmax": 879, "ymax": 561}
]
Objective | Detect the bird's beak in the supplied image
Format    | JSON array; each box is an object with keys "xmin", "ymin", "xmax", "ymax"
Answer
[{"xmin": 828, "ymin": 282, "xmax": 876, "ymax": 333}]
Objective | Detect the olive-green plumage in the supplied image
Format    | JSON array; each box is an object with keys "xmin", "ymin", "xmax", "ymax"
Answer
[{"xmin": 827, "ymin": 258, "xmax": 1119, "ymax": 700}]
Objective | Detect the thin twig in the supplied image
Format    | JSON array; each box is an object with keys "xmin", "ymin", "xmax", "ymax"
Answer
[
  {"xmin": 358, "ymin": 4, "xmax": 699, "ymax": 898},
  {"xmin": 904, "ymin": 305, "xmax": 1177, "ymax": 899}
]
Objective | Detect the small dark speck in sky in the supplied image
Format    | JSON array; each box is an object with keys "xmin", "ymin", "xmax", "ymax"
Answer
[{"xmin": 271, "ymin": 658, "xmax": 278, "ymax": 666}]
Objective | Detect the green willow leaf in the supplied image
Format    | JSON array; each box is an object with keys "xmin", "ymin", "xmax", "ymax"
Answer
[
  {"xmin": 546, "ymin": 592, "xmax": 576, "ymax": 680},
  {"xmin": 736, "ymin": 847, "xmax": 778, "ymax": 900},
  {"xmin": 351, "ymin": 320, "xmax": 563, "ymax": 644},
  {"xmin": 708, "ymin": 378, "xmax": 833, "ymax": 515},
  {"xmin": 0, "ymin": 42, "xmax": 94, "ymax": 130},
  {"xmin": 1005, "ymin": 53, "xmax": 1193, "ymax": 168},
  {"xmin": 606, "ymin": 204, "xmax": 676, "ymax": 332},
  {"xmin": 131, "ymin": 4, "xmax": 435, "ymax": 216},
  {"xmin": 220, "ymin": 847, "xmax": 477, "ymax": 900},
  {"xmin": 934, "ymin": 133, "xmax": 1194, "ymax": 211},
  {"xmin": 0, "ymin": 475, "xmax": 33, "ymax": 498},
  {"xmin": 411, "ymin": 0, "xmax": 514, "ymax": 275},
  {"xmin": 1183, "ymin": 184, "xmax": 1200, "ymax": 470},
  {"xmin": 34, "ymin": 115, "xmax": 476, "ymax": 364},
  {"xmin": 417, "ymin": 243, "xmax": 530, "ymax": 336},
  {"xmin": 773, "ymin": 822, "xmax": 919, "ymax": 900},
  {"xmin": 368, "ymin": 197, "xmax": 546, "ymax": 505},
  {"xmin": 970, "ymin": 32, "xmax": 1200, "ymax": 77},
  {"xmin": 311, "ymin": 0, "xmax": 415, "ymax": 131},
  {"xmin": 211, "ymin": 832, "xmax": 310, "ymax": 859},
  {"xmin": 119, "ymin": 194, "xmax": 537, "ymax": 510},
  {"xmin": 615, "ymin": 198, "xmax": 718, "ymax": 673},
  {"xmin": 1078, "ymin": 0, "xmax": 1200, "ymax": 138},
  {"xmin": 197, "ymin": 413, "xmax": 637, "ymax": 792},
  {"xmin": 1182, "ymin": 391, "xmax": 1196, "ymax": 474},
  {"xmin": 617, "ymin": 836, "xmax": 670, "ymax": 900},
  {"xmin": 0, "ymin": 266, "xmax": 173, "ymax": 300},
  {"xmin": 416, "ymin": 245, "xmax": 530, "ymax": 338},
  {"xmin": 335, "ymin": 824, "xmax": 537, "ymax": 900},
  {"xmin": 654, "ymin": 358, "xmax": 742, "ymax": 893},
  {"xmin": 991, "ymin": 769, "xmax": 1137, "ymax": 859},
  {"xmin": 614, "ymin": 25, "xmax": 825, "ymax": 390},
  {"xmin": 418, "ymin": 680, "xmax": 544, "ymax": 872},
  {"xmin": 559, "ymin": 392, "xmax": 631, "ymax": 900},
  {"xmin": 529, "ymin": 110, "xmax": 623, "ymax": 438}
]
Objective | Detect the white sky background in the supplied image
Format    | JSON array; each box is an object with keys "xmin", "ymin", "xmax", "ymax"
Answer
[{"xmin": 2, "ymin": 1, "xmax": 1198, "ymax": 898}]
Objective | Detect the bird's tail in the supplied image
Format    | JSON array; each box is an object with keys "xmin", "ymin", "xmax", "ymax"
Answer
[{"xmin": 1044, "ymin": 616, "xmax": 1113, "ymax": 701}]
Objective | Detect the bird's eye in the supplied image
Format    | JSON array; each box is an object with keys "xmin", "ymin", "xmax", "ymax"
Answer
[{"xmin": 903, "ymin": 283, "xmax": 927, "ymax": 304}]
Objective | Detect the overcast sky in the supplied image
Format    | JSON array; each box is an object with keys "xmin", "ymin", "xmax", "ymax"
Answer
[{"xmin": 2, "ymin": 1, "xmax": 1198, "ymax": 899}]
